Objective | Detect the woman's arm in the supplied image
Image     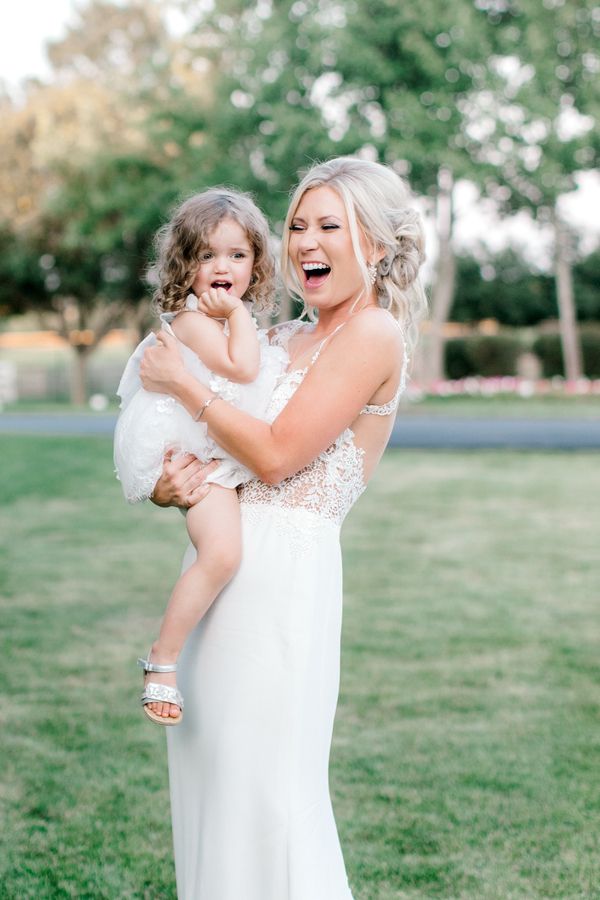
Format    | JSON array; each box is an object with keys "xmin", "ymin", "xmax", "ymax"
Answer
[
  {"xmin": 141, "ymin": 311, "xmax": 402, "ymax": 484},
  {"xmin": 172, "ymin": 289, "xmax": 260, "ymax": 383}
]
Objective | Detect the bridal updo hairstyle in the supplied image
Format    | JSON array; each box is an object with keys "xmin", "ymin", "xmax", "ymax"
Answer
[
  {"xmin": 152, "ymin": 188, "xmax": 277, "ymax": 316},
  {"xmin": 281, "ymin": 157, "xmax": 427, "ymax": 353}
]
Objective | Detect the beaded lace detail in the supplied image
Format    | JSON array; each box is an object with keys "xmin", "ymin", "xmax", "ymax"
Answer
[{"xmin": 239, "ymin": 321, "xmax": 366, "ymax": 527}]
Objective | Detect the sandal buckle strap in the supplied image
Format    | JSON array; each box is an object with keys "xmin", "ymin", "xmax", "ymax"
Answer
[{"xmin": 137, "ymin": 656, "xmax": 178, "ymax": 674}]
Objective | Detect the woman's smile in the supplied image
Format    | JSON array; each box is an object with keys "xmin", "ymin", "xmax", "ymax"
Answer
[
  {"xmin": 301, "ymin": 260, "xmax": 332, "ymax": 291},
  {"xmin": 288, "ymin": 184, "xmax": 370, "ymax": 307}
]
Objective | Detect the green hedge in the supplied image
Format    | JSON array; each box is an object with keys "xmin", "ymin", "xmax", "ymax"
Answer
[
  {"xmin": 444, "ymin": 335, "xmax": 523, "ymax": 379},
  {"xmin": 532, "ymin": 330, "xmax": 600, "ymax": 378}
]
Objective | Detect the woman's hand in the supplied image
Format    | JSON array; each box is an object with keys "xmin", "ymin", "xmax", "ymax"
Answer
[
  {"xmin": 140, "ymin": 330, "xmax": 186, "ymax": 395},
  {"xmin": 150, "ymin": 450, "xmax": 220, "ymax": 508}
]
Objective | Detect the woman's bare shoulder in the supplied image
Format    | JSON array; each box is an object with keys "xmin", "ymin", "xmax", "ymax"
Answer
[{"xmin": 339, "ymin": 307, "xmax": 403, "ymax": 354}]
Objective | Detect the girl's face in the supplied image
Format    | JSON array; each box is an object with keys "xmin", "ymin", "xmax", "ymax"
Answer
[
  {"xmin": 191, "ymin": 218, "xmax": 255, "ymax": 299},
  {"xmin": 287, "ymin": 185, "xmax": 372, "ymax": 312}
]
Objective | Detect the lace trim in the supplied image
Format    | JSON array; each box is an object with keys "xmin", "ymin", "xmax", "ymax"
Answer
[
  {"xmin": 239, "ymin": 350, "xmax": 367, "ymax": 525},
  {"xmin": 269, "ymin": 319, "xmax": 305, "ymax": 351},
  {"xmin": 239, "ymin": 429, "xmax": 366, "ymax": 526}
]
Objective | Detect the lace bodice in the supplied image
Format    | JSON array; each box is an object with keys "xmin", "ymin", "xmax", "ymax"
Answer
[
  {"xmin": 239, "ymin": 363, "xmax": 366, "ymax": 526},
  {"xmin": 239, "ymin": 316, "xmax": 407, "ymax": 527}
]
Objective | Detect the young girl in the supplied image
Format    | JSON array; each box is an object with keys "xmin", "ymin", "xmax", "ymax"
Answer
[{"xmin": 113, "ymin": 188, "xmax": 287, "ymax": 726}]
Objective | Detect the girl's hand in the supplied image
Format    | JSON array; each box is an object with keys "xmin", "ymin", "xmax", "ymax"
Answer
[
  {"xmin": 140, "ymin": 330, "xmax": 185, "ymax": 394},
  {"xmin": 197, "ymin": 288, "xmax": 244, "ymax": 320},
  {"xmin": 151, "ymin": 450, "xmax": 220, "ymax": 508}
]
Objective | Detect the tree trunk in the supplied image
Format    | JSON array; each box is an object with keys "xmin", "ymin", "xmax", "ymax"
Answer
[
  {"xmin": 130, "ymin": 299, "xmax": 155, "ymax": 345},
  {"xmin": 424, "ymin": 167, "xmax": 456, "ymax": 387},
  {"xmin": 71, "ymin": 346, "xmax": 91, "ymax": 405},
  {"xmin": 553, "ymin": 210, "xmax": 582, "ymax": 382}
]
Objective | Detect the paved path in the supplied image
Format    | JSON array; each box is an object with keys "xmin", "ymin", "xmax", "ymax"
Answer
[
  {"xmin": 390, "ymin": 416, "xmax": 600, "ymax": 450},
  {"xmin": 0, "ymin": 413, "xmax": 118, "ymax": 436},
  {"xmin": 1, "ymin": 412, "xmax": 599, "ymax": 449}
]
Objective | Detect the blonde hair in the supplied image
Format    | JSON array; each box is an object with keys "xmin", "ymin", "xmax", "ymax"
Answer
[
  {"xmin": 281, "ymin": 157, "xmax": 427, "ymax": 353},
  {"xmin": 153, "ymin": 188, "xmax": 277, "ymax": 315}
]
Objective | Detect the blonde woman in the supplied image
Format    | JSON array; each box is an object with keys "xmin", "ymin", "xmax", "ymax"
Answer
[{"xmin": 141, "ymin": 157, "xmax": 427, "ymax": 899}]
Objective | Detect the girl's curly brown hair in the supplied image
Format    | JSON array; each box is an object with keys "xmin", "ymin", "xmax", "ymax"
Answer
[{"xmin": 152, "ymin": 188, "xmax": 278, "ymax": 316}]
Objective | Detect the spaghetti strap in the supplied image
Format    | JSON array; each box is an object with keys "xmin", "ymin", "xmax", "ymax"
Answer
[{"xmin": 309, "ymin": 321, "xmax": 348, "ymax": 366}]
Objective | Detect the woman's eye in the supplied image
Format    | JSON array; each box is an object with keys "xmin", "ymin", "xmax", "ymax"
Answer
[
  {"xmin": 322, "ymin": 224, "xmax": 339, "ymax": 231},
  {"xmin": 289, "ymin": 224, "xmax": 304, "ymax": 232}
]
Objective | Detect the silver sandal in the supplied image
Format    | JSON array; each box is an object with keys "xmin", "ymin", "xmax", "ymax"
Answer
[{"xmin": 138, "ymin": 655, "xmax": 184, "ymax": 726}]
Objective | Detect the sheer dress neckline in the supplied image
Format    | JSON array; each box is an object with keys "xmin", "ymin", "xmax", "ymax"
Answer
[{"xmin": 270, "ymin": 317, "xmax": 407, "ymax": 416}]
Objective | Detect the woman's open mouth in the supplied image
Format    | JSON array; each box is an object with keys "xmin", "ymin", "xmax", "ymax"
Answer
[
  {"xmin": 211, "ymin": 280, "xmax": 233, "ymax": 292},
  {"xmin": 301, "ymin": 262, "xmax": 331, "ymax": 289}
]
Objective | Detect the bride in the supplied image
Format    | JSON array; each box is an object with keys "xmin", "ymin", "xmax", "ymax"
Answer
[{"xmin": 140, "ymin": 156, "xmax": 427, "ymax": 899}]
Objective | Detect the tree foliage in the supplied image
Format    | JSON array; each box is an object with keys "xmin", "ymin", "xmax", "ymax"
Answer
[
  {"xmin": 462, "ymin": 0, "xmax": 599, "ymax": 213},
  {"xmin": 1, "ymin": 0, "xmax": 599, "ymax": 396}
]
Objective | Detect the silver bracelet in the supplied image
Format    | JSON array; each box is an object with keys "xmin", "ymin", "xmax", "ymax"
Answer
[{"xmin": 193, "ymin": 394, "xmax": 220, "ymax": 421}]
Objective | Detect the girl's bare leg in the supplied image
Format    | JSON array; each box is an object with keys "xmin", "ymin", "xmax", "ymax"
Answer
[{"xmin": 145, "ymin": 485, "xmax": 241, "ymax": 720}]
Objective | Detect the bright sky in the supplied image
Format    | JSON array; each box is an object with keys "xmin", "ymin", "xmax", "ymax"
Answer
[
  {"xmin": 2, "ymin": 0, "xmax": 599, "ymax": 270},
  {"xmin": 0, "ymin": 0, "xmax": 76, "ymax": 91}
]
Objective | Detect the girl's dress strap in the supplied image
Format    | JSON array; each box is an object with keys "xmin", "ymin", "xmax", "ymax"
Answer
[
  {"xmin": 270, "ymin": 318, "xmax": 305, "ymax": 350},
  {"xmin": 159, "ymin": 313, "xmax": 176, "ymax": 337}
]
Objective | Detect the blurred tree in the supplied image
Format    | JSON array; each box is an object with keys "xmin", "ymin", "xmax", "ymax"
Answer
[
  {"xmin": 452, "ymin": 249, "xmax": 555, "ymax": 325},
  {"xmin": 328, "ymin": 0, "xmax": 501, "ymax": 383},
  {"xmin": 573, "ymin": 249, "xmax": 600, "ymax": 321},
  {"xmin": 0, "ymin": 228, "xmax": 47, "ymax": 318},
  {"xmin": 0, "ymin": 0, "xmax": 210, "ymax": 400},
  {"xmin": 181, "ymin": 0, "xmax": 501, "ymax": 368},
  {"xmin": 0, "ymin": 78, "xmax": 143, "ymax": 231},
  {"xmin": 173, "ymin": 0, "xmax": 339, "ymax": 218},
  {"xmin": 32, "ymin": 151, "xmax": 187, "ymax": 403},
  {"xmin": 167, "ymin": 0, "xmax": 345, "ymax": 320},
  {"xmin": 462, "ymin": 0, "xmax": 600, "ymax": 379}
]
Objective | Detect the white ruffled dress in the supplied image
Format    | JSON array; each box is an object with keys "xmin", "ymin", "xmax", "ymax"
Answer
[{"xmin": 113, "ymin": 295, "xmax": 288, "ymax": 502}]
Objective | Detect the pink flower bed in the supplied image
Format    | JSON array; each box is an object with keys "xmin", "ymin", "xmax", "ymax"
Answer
[{"xmin": 407, "ymin": 376, "xmax": 600, "ymax": 400}]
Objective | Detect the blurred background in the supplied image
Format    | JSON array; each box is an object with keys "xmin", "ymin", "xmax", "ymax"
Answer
[{"xmin": 1, "ymin": 0, "xmax": 599, "ymax": 412}]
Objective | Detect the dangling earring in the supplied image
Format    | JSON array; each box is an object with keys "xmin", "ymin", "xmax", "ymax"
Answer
[{"xmin": 367, "ymin": 262, "xmax": 377, "ymax": 286}]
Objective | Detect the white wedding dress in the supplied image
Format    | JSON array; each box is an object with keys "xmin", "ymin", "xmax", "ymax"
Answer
[{"xmin": 167, "ymin": 319, "xmax": 407, "ymax": 900}]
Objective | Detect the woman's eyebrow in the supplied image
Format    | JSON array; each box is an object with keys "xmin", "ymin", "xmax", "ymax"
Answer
[{"xmin": 291, "ymin": 215, "xmax": 343, "ymax": 223}]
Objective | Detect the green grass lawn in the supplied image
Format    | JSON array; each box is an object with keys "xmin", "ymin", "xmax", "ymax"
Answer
[{"xmin": 1, "ymin": 436, "xmax": 598, "ymax": 899}]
